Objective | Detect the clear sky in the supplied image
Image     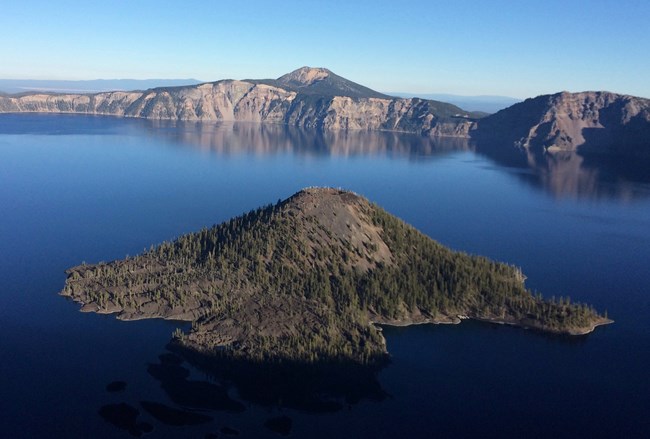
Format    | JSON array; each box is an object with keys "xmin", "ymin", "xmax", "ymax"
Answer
[{"xmin": 1, "ymin": 0, "xmax": 648, "ymax": 98}]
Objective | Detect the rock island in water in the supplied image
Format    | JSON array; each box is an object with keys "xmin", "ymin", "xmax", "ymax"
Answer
[{"xmin": 61, "ymin": 188, "xmax": 611, "ymax": 364}]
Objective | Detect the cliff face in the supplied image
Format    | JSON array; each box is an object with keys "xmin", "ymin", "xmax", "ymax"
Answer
[
  {"xmin": 473, "ymin": 91, "xmax": 650, "ymax": 157},
  {"xmin": 4, "ymin": 69, "xmax": 647, "ymax": 154},
  {"xmin": 0, "ymin": 81, "xmax": 297, "ymax": 123},
  {"xmin": 0, "ymin": 67, "xmax": 475, "ymax": 138}
]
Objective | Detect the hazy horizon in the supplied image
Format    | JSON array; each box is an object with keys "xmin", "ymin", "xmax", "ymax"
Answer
[
  {"xmin": 0, "ymin": 75, "xmax": 524, "ymax": 113},
  {"xmin": 0, "ymin": 75, "xmax": 523, "ymax": 99}
]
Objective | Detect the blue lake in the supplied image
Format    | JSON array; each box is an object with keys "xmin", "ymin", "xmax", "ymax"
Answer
[{"xmin": 0, "ymin": 114, "xmax": 649, "ymax": 438}]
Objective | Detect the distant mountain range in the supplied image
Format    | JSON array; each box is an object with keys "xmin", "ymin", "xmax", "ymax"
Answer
[
  {"xmin": 0, "ymin": 78, "xmax": 202, "ymax": 94},
  {"xmin": 0, "ymin": 67, "xmax": 648, "ymax": 157},
  {"xmin": 388, "ymin": 93, "xmax": 521, "ymax": 113}
]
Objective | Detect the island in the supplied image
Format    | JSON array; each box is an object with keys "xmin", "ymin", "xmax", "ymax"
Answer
[{"xmin": 61, "ymin": 188, "xmax": 611, "ymax": 364}]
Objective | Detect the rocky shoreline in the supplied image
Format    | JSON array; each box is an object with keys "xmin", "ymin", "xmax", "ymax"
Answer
[{"xmin": 373, "ymin": 313, "xmax": 613, "ymax": 335}]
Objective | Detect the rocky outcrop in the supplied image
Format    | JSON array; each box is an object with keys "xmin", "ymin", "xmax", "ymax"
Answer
[
  {"xmin": 0, "ymin": 67, "xmax": 476, "ymax": 138},
  {"xmin": 473, "ymin": 91, "xmax": 650, "ymax": 157}
]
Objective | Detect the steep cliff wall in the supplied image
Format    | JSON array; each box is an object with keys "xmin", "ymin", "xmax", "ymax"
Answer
[
  {"xmin": 0, "ymin": 68, "xmax": 475, "ymax": 138},
  {"xmin": 473, "ymin": 91, "xmax": 650, "ymax": 157},
  {"xmin": 6, "ymin": 69, "xmax": 646, "ymax": 154}
]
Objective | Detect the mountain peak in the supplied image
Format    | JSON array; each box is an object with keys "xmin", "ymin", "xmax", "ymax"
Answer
[
  {"xmin": 277, "ymin": 67, "xmax": 332, "ymax": 86},
  {"xmin": 276, "ymin": 67, "xmax": 390, "ymax": 99}
]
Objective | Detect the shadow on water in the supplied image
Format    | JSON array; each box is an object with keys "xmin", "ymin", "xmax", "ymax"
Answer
[
  {"xmin": 166, "ymin": 347, "xmax": 388, "ymax": 413},
  {"xmin": 146, "ymin": 352, "xmax": 246, "ymax": 413},
  {"xmin": 98, "ymin": 403, "xmax": 153, "ymax": 437},
  {"xmin": 139, "ymin": 400, "xmax": 213, "ymax": 426},
  {"xmin": 98, "ymin": 349, "xmax": 387, "ymax": 435},
  {"xmin": 264, "ymin": 416, "xmax": 293, "ymax": 436}
]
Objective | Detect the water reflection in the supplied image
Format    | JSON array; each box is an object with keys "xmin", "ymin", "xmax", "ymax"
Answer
[
  {"xmin": 6, "ymin": 113, "xmax": 645, "ymax": 200},
  {"xmin": 143, "ymin": 120, "xmax": 650, "ymax": 200},
  {"xmin": 474, "ymin": 141, "xmax": 650, "ymax": 200},
  {"xmin": 144, "ymin": 120, "xmax": 471, "ymax": 159}
]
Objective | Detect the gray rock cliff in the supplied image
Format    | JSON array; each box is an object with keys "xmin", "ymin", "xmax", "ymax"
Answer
[
  {"xmin": 0, "ymin": 67, "xmax": 475, "ymax": 138},
  {"xmin": 3, "ymin": 69, "xmax": 648, "ymax": 157},
  {"xmin": 473, "ymin": 91, "xmax": 650, "ymax": 157}
]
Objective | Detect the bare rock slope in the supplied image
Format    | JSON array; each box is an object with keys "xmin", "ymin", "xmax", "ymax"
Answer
[{"xmin": 473, "ymin": 91, "xmax": 650, "ymax": 157}]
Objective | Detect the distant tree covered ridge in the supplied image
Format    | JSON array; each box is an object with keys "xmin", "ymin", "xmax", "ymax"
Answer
[{"xmin": 61, "ymin": 188, "xmax": 611, "ymax": 364}]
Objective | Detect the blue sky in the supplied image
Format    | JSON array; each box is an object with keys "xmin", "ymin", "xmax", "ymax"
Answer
[{"xmin": 1, "ymin": 0, "xmax": 648, "ymax": 98}]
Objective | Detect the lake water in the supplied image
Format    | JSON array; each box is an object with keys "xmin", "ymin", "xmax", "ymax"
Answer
[{"xmin": 1, "ymin": 114, "xmax": 649, "ymax": 438}]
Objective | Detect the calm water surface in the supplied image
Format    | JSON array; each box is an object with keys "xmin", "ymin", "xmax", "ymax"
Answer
[{"xmin": 1, "ymin": 114, "xmax": 649, "ymax": 438}]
